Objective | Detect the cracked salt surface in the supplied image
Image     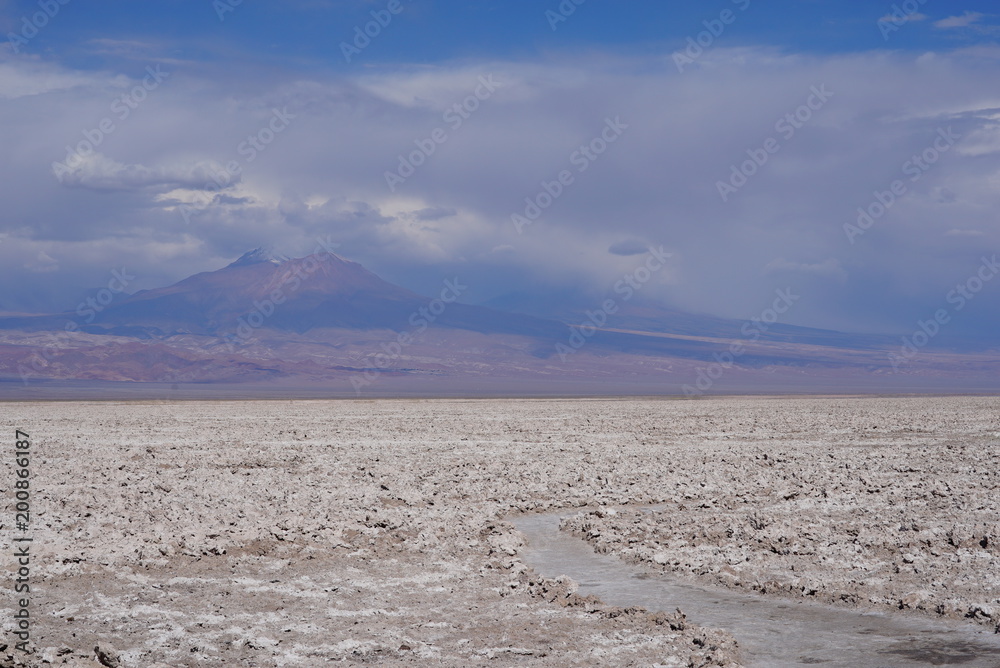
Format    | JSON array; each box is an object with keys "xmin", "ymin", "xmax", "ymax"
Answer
[{"xmin": 516, "ymin": 511, "xmax": 1000, "ymax": 668}]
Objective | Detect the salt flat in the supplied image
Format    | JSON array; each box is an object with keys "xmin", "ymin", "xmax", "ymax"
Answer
[{"xmin": 2, "ymin": 396, "xmax": 998, "ymax": 667}]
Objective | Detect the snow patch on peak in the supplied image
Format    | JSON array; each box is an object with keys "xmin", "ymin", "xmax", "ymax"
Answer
[{"xmin": 229, "ymin": 247, "xmax": 287, "ymax": 268}]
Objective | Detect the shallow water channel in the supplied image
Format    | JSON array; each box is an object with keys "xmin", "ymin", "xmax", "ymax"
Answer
[{"xmin": 513, "ymin": 511, "xmax": 1000, "ymax": 667}]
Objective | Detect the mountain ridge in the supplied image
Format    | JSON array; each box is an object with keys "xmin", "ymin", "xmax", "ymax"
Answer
[{"xmin": 2, "ymin": 248, "xmax": 998, "ymax": 392}]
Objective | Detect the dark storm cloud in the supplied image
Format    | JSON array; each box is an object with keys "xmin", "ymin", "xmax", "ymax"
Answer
[
  {"xmin": 411, "ymin": 207, "xmax": 457, "ymax": 221},
  {"xmin": 608, "ymin": 239, "xmax": 650, "ymax": 257}
]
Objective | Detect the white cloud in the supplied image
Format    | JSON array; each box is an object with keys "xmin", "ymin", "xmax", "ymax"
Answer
[
  {"xmin": 955, "ymin": 123, "xmax": 1000, "ymax": 156},
  {"xmin": 53, "ymin": 153, "xmax": 233, "ymax": 192},
  {"xmin": 0, "ymin": 59, "xmax": 117, "ymax": 99},
  {"xmin": 934, "ymin": 12, "xmax": 985, "ymax": 29},
  {"xmin": 25, "ymin": 250, "xmax": 59, "ymax": 274}
]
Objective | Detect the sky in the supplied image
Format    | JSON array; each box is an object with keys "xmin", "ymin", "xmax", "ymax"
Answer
[{"xmin": 1, "ymin": 0, "xmax": 999, "ymax": 342}]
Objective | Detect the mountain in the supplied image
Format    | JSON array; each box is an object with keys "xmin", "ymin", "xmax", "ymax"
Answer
[
  {"xmin": 0, "ymin": 248, "xmax": 543, "ymax": 337},
  {"xmin": 482, "ymin": 291, "xmax": 895, "ymax": 351},
  {"xmin": 87, "ymin": 248, "xmax": 435, "ymax": 336},
  {"xmin": 1, "ymin": 249, "xmax": 998, "ymax": 396}
]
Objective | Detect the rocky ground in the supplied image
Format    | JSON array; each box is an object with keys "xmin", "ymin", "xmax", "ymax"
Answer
[
  {"xmin": 1, "ymin": 396, "xmax": 997, "ymax": 667},
  {"xmin": 2, "ymin": 398, "xmax": 746, "ymax": 668},
  {"xmin": 562, "ymin": 395, "xmax": 1000, "ymax": 629}
]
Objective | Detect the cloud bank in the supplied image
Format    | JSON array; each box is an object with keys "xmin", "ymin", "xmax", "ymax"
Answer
[{"xmin": 0, "ymin": 45, "xmax": 998, "ymax": 342}]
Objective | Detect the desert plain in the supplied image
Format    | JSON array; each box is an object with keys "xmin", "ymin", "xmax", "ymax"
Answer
[{"xmin": 2, "ymin": 395, "xmax": 999, "ymax": 667}]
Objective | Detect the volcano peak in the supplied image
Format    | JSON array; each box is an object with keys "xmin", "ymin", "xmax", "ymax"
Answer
[{"xmin": 228, "ymin": 247, "xmax": 287, "ymax": 268}]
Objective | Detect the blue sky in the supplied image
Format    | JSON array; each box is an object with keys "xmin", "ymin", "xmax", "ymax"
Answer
[
  {"xmin": 1, "ymin": 0, "xmax": 999, "ymax": 342},
  {"xmin": 12, "ymin": 1, "xmax": 1000, "ymax": 68}
]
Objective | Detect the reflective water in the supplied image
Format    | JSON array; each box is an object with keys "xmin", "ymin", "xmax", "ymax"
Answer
[{"xmin": 514, "ymin": 512, "xmax": 1000, "ymax": 667}]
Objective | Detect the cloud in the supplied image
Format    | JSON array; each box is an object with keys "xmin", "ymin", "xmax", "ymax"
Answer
[
  {"xmin": 955, "ymin": 123, "xmax": 1000, "ymax": 156},
  {"xmin": 355, "ymin": 68, "xmax": 514, "ymax": 110},
  {"xmin": 0, "ymin": 58, "xmax": 117, "ymax": 99},
  {"xmin": 82, "ymin": 38, "xmax": 200, "ymax": 67},
  {"xmin": 934, "ymin": 12, "xmax": 985, "ymax": 29},
  {"xmin": 2, "ymin": 47, "xmax": 1000, "ymax": 338},
  {"xmin": 764, "ymin": 259, "xmax": 848, "ymax": 283},
  {"xmin": 53, "ymin": 153, "xmax": 234, "ymax": 193},
  {"xmin": 608, "ymin": 239, "xmax": 650, "ymax": 256},
  {"xmin": 880, "ymin": 12, "xmax": 927, "ymax": 23},
  {"xmin": 213, "ymin": 193, "xmax": 254, "ymax": 205},
  {"xmin": 935, "ymin": 187, "xmax": 958, "ymax": 203},
  {"xmin": 86, "ymin": 38, "xmax": 158, "ymax": 57},
  {"xmin": 410, "ymin": 206, "xmax": 457, "ymax": 221},
  {"xmin": 25, "ymin": 250, "xmax": 59, "ymax": 274}
]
